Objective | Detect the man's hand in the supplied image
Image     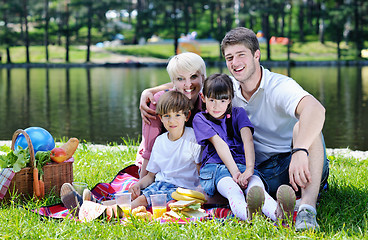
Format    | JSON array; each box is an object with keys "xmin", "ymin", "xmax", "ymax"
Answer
[
  {"xmin": 237, "ymin": 168, "xmax": 254, "ymax": 189},
  {"xmin": 139, "ymin": 89, "xmax": 157, "ymax": 125},
  {"xmin": 289, "ymin": 151, "xmax": 311, "ymax": 191},
  {"xmin": 128, "ymin": 183, "xmax": 141, "ymax": 200}
]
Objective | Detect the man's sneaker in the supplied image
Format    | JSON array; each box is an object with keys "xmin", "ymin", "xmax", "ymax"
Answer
[
  {"xmin": 60, "ymin": 183, "xmax": 83, "ymax": 215},
  {"xmin": 246, "ymin": 186, "xmax": 265, "ymax": 220},
  {"xmin": 275, "ymin": 185, "xmax": 296, "ymax": 220},
  {"xmin": 295, "ymin": 208, "xmax": 320, "ymax": 231}
]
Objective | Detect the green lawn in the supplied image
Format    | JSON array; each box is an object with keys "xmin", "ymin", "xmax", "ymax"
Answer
[
  {"xmin": 1, "ymin": 141, "xmax": 367, "ymax": 239},
  {"xmin": 0, "ymin": 40, "xmax": 364, "ymax": 64}
]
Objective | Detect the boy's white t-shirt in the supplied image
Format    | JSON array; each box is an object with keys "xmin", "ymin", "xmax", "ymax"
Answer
[{"xmin": 146, "ymin": 127, "xmax": 201, "ymax": 190}]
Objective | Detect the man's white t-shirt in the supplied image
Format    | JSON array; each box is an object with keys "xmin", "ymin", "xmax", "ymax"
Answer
[
  {"xmin": 232, "ymin": 67, "xmax": 310, "ymax": 164},
  {"xmin": 146, "ymin": 127, "xmax": 201, "ymax": 190}
]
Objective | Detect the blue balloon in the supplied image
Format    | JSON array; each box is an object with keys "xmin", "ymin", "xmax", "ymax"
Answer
[{"xmin": 14, "ymin": 127, "xmax": 55, "ymax": 154}]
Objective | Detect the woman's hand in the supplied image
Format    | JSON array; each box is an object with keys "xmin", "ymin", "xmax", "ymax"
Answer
[{"xmin": 139, "ymin": 89, "xmax": 157, "ymax": 125}]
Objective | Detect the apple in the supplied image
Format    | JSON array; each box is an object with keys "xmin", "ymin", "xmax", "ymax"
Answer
[{"xmin": 50, "ymin": 147, "xmax": 68, "ymax": 163}]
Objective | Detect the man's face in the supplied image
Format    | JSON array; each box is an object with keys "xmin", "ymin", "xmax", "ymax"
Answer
[{"xmin": 223, "ymin": 44, "xmax": 260, "ymax": 84}]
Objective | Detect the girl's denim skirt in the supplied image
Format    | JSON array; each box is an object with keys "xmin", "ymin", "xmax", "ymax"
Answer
[{"xmin": 199, "ymin": 163, "xmax": 261, "ymax": 197}]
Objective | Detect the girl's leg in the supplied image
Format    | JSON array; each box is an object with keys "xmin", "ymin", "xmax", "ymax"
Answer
[
  {"xmin": 217, "ymin": 176, "xmax": 248, "ymax": 220},
  {"xmin": 245, "ymin": 175, "xmax": 277, "ymax": 221}
]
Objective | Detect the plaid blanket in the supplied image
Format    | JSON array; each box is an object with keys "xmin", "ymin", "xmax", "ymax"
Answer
[
  {"xmin": 0, "ymin": 168, "xmax": 15, "ymax": 199},
  {"xmin": 32, "ymin": 164, "xmax": 233, "ymax": 220}
]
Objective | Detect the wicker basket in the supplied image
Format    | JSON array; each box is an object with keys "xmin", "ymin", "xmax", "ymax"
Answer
[{"xmin": 1, "ymin": 129, "xmax": 73, "ymax": 201}]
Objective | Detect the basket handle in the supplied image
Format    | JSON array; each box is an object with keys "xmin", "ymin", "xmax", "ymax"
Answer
[{"xmin": 11, "ymin": 129, "xmax": 36, "ymax": 168}]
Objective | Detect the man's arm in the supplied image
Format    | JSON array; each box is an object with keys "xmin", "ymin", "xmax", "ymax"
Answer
[
  {"xmin": 289, "ymin": 95, "xmax": 325, "ymax": 191},
  {"xmin": 139, "ymin": 82, "xmax": 173, "ymax": 124}
]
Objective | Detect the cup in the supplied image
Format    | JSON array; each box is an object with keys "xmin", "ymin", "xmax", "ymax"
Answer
[
  {"xmin": 151, "ymin": 194, "xmax": 167, "ymax": 219},
  {"xmin": 115, "ymin": 192, "xmax": 132, "ymax": 217},
  {"xmin": 72, "ymin": 182, "xmax": 88, "ymax": 195}
]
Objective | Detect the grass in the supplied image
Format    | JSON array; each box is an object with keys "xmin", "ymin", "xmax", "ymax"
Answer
[
  {"xmin": 0, "ymin": 40, "xmax": 365, "ymax": 64},
  {"xmin": 1, "ymin": 140, "xmax": 368, "ymax": 239}
]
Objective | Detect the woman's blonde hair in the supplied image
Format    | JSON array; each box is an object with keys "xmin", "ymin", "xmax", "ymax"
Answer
[
  {"xmin": 166, "ymin": 52, "xmax": 206, "ymax": 82},
  {"xmin": 156, "ymin": 91, "xmax": 192, "ymax": 117}
]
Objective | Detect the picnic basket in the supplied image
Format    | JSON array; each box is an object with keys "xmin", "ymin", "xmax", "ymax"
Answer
[{"xmin": 1, "ymin": 129, "xmax": 73, "ymax": 201}]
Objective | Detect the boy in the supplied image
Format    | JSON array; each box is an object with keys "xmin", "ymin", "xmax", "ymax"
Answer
[{"xmin": 129, "ymin": 91, "xmax": 201, "ymax": 209}]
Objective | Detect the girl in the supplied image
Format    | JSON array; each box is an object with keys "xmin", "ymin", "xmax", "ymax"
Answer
[{"xmin": 192, "ymin": 73, "xmax": 295, "ymax": 221}]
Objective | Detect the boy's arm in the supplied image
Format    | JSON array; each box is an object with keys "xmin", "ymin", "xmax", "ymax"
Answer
[
  {"xmin": 208, "ymin": 135, "xmax": 240, "ymax": 181},
  {"xmin": 196, "ymin": 163, "xmax": 201, "ymax": 174},
  {"xmin": 129, "ymin": 172, "xmax": 156, "ymax": 199},
  {"xmin": 238, "ymin": 127, "xmax": 255, "ymax": 188},
  {"xmin": 140, "ymin": 82, "xmax": 174, "ymax": 124}
]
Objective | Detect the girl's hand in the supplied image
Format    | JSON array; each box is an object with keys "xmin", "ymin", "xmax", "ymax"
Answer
[
  {"xmin": 232, "ymin": 171, "xmax": 241, "ymax": 183},
  {"xmin": 238, "ymin": 168, "xmax": 254, "ymax": 189},
  {"xmin": 128, "ymin": 184, "xmax": 141, "ymax": 200}
]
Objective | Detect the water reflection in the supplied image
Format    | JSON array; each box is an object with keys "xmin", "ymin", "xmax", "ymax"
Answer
[{"xmin": 0, "ymin": 66, "xmax": 367, "ymax": 150}]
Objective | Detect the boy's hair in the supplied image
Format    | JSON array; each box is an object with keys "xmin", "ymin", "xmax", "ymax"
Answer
[
  {"xmin": 202, "ymin": 73, "xmax": 235, "ymax": 138},
  {"xmin": 166, "ymin": 52, "xmax": 206, "ymax": 82},
  {"xmin": 156, "ymin": 91, "xmax": 192, "ymax": 117},
  {"xmin": 221, "ymin": 27, "xmax": 260, "ymax": 56}
]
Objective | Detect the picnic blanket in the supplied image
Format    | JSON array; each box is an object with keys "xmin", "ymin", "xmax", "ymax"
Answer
[
  {"xmin": 32, "ymin": 164, "xmax": 233, "ymax": 220},
  {"xmin": 0, "ymin": 168, "xmax": 15, "ymax": 199}
]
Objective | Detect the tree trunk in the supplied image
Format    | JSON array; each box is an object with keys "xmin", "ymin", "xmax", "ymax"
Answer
[
  {"xmin": 44, "ymin": 0, "xmax": 50, "ymax": 62},
  {"xmin": 184, "ymin": 0, "xmax": 189, "ymax": 34},
  {"xmin": 298, "ymin": 1, "xmax": 305, "ymax": 42},
  {"xmin": 65, "ymin": 1, "xmax": 70, "ymax": 62},
  {"xmin": 173, "ymin": 0, "xmax": 178, "ymax": 55},
  {"xmin": 23, "ymin": 0, "xmax": 30, "ymax": 63},
  {"xmin": 354, "ymin": 0, "xmax": 362, "ymax": 58},
  {"xmin": 3, "ymin": 0, "xmax": 11, "ymax": 63},
  {"xmin": 86, "ymin": 2, "xmax": 93, "ymax": 62},
  {"xmin": 134, "ymin": 0, "xmax": 142, "ymax": 44},
  {"xmin": 287, "ymin": 1, "xmax": 292, "ymax": 61}
]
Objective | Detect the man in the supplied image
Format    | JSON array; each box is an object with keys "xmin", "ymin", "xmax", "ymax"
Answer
[{"xmin": 139, "ymin": 27, "xmax": 329, "ymax": 231}]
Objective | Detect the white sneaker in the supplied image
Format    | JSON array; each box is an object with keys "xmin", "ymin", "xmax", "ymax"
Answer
[{"xmin": 295, "ymin": 208, "xmax": 320, "ymax": 231}]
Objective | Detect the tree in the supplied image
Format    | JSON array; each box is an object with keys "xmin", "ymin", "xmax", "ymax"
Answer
[
  {"xmin": 23, "ymin": 0, "xmax": 30, "ymax": 63},
  {"xmin": 44, "ymin": 0, "xmax": 50, "ymax": 61},
  {"xmin": 1, "ymin": 0, "xmax": 12, "ymax": 63}
]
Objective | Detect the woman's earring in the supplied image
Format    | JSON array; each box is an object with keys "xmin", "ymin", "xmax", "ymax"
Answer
[
  {"xmin": 205, "ymin": 110, "xmax": 208, "ymax": 113},
  {"xmin": 226, "ymin": 114, "xmax": 231, "ymax": 118}
]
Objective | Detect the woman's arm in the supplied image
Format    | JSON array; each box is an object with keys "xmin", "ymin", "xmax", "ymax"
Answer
[
  {"xmin": 140, "ymin": 82, "xmax": 174, "ymax": 124},
  {"xmin": 209, "ymin": 135, "xmax": 241, "ymax": 181}
]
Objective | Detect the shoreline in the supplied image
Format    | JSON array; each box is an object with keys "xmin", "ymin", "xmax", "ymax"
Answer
[
  {"xmin": 0, "ymin": 60, "xmax": 368, "ymax": 69},
  {"xmin": 1, "ymin": 140, "xmax": 367, "ymax": 160}
]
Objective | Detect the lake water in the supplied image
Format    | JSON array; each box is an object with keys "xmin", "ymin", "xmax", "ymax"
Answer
[{"xmin": 0, "ymin": 66, "xmax": 367, "ymax": 150}]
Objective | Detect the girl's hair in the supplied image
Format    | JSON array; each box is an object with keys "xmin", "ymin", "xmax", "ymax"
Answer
[
  {"xmin": 166, "ymin": 52, "xmax": 206, "ymax": 82},
  {"xmin": 156, "ymin": 91, "xmax": 192, "ymax": 117},
  {"xmin": 202, "ymin": 73, "xmax": 235, "ymax": 138},
  {"xmin": 221, "ymin": 27, "xmax": 260, "ymax": 59}
]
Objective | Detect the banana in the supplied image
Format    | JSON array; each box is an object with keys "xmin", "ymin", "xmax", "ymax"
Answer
[
  {"xmin": 176, "ymin": 187, "xmax": 206, "ymax": 201},
  {"xmin": 171, "ymin": 191, "xmax": 205, "ymax": 204}
]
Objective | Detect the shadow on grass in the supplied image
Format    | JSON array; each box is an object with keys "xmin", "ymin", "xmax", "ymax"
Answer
[{"xmin": 318, "ymin": 176, "xmax": 368, "ymax": 233}]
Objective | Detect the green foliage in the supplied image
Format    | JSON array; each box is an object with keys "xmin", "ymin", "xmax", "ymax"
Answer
[{"xmin": 1, "ymin": 141, "xmax": 368, "ymax": 239}]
